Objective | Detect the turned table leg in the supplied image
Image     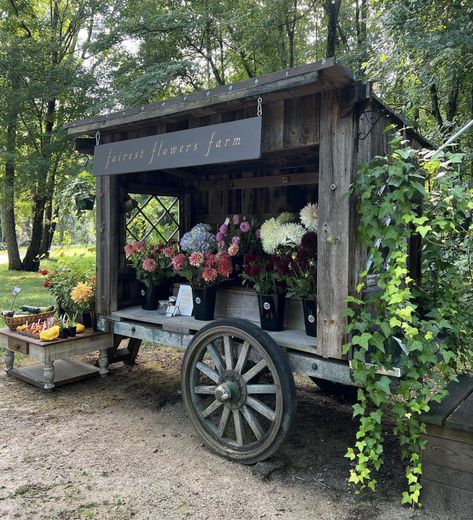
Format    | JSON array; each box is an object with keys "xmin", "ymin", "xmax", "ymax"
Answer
[
  {"xmin": 98, "ymin": 349, "xmax": 109, "ymax": 377},
  {"xmin": 43, "ymin": 360, "xmax": 55, "ymax": 391},
  {"xmin": 5, "ymin": 349, "xmax": 14, "ymax": 373}
]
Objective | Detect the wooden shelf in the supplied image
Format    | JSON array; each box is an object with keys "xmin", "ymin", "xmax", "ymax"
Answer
[{"xmin": 111, "ymin": 306, "xmax": 317, "ymax": 355}]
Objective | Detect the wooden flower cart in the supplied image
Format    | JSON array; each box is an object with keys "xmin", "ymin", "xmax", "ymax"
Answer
[{"xmin": 65, "ymin": 58, "xmax": 427, "ymax": 463}]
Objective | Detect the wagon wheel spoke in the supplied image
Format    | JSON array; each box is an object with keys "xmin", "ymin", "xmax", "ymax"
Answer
[
  {"xmin": 223, "ymin": 335, "xmax": 233, "ymax": 370},
  {"xmin": 246, "ymin": 396, "xmax": 276, "ymax": 421},
  {"xmin": 207, "ymin": 343, "xmax": 225, "ymax": 375},
  {"xmin": 196, "ymin": 361, "xmax": 219, "ymax": 383},
  {"xmin": 194, "ymin": 385, "xmax": 216, "ymax": 395},
  {"xmin": 233, "ymin": 409, "xmax": 244, "ymax": 446},
  {"xmin": 246, "ymin": 384, "xmax": 276, "ymax": 394},
  {"xmin": 218, "ymin": 406, "xmax": 230, "ymax": 437},
  {"xmin": 242, "ymin": 359, "xmax": 267, "ymax": 383},
  {"xmin": 201, "ymin": 399, "xmax": 223, "ymax": 418},
  {"xmin": 241, "ymin": 405, "xmax": 264, "ymax": 441},
  {"xmin": 234, "ymin": 340, "xmax": 250, "ymax": 374}
]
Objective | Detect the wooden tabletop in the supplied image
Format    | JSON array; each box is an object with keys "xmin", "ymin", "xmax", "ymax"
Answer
[{"xmin": 0, "ymin": 327, "xmax": 102, "ymax": 347}]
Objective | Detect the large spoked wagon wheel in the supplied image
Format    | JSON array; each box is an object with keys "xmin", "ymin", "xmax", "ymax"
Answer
[{"xmin": 181, "ymin": 318, "xmax": 296, "ymax": 464}]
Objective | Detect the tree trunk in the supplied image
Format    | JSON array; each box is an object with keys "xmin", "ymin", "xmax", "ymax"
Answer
[
  {"xmin": 23, "ymin": 97, "xmax": 56, "ymax": 270},
  {"xmin": 1, "ymin": 74, "xmax": 22, "ymax": 270},
  {"xmin": 430, "ymin": 83, "xmax": 444, "ymax": 129},
  {"xmin": 325, "ymin": 0, "xmax": 341, "ymax": 58}
]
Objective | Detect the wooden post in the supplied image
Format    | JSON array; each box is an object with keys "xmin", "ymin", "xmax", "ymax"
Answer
[
  {"xmin": 317, "ymin": 89, "xmax": 358, "ymax": 359},
  {"xmin": 96, "ymin": 174, "xmax": 119, "ymax": 316}
]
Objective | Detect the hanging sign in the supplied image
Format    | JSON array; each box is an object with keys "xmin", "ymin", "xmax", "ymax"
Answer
[{"xmin": 93, "ymin": 117, "xmax": 262, "ymax": 176}]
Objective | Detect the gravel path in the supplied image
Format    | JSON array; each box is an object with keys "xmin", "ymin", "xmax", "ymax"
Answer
[{"xmin": 0, "ymin": 347, "xmax": 453, "ymax": 520}]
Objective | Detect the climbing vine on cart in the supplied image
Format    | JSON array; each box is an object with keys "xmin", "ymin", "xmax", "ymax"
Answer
[{"xmin": 345, "ymin": 128, "xmax": 473, "ymax": 505}]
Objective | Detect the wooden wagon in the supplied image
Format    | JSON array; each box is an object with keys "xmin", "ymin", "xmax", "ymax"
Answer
[{"xmin": 66, "ymin": 58, "xmax": 427, "ymax": 462}]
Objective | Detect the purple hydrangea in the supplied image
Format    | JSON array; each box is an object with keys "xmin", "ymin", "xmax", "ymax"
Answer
[{"xmin": 180, "ymin": 223, "xmax": 217, "ymax": 253}]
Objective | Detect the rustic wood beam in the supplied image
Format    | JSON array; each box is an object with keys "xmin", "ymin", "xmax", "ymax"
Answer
[{"xmin": 197, "ymin": 172, "xmax": 319, "ymax": 191}]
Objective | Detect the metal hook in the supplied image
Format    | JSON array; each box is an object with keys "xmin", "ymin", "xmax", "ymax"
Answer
[
  {"xmin": 257, "ymin": 97, "xmax": 263, "ymax": 117},
  {"xmin": 95, "ymin": 131, "xmax": 101, "ymax": 146}
]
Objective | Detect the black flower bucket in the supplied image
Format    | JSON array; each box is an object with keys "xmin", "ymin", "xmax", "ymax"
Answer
[
  {"xmin": 192, "ymin": 286, "xmax": 217, "ymax": 321},
  {"xmin": 302, "ymin": 298, "xmax": 317, "ymax": 337},
  {"xmin": 257, "ymin": 293, "xmax": 286, "ymax": 331}
]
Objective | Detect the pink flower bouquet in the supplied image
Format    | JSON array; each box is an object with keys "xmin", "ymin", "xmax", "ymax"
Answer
[
  {"xmin": 169, "ymin": 249, "xmax": 233, "ymax": 289},
  {"xmin": 124, "ymin": 241, "xmax": 175, "ymax": 288}
]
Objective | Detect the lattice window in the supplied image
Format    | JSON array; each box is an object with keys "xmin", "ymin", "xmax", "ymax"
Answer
[{"xmin": 126, "ymin": 194, "xmax": 180, "ymax": 244}]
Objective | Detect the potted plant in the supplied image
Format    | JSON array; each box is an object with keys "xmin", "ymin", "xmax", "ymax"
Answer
[
  {"xmin": 286, "ymin": 231, "xmax": 318, "ymax": 336},
  {"xmin": 170, "ymin": 224, "xmax": 232, "ymax": 320},
  {"xmin": 41, "ymin": 266, "xmax": 82, "ymax": 314},
  {"xmin": 124, "ymin": 240, "xmax": 175, "ymax": 310},
  {"xmin": 69, "ymin": 312, "xmax": 78, "ymax": 337}
]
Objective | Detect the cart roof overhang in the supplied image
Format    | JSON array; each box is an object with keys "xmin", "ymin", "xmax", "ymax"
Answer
[{"xmin": 65, "ymin": 57, "xmax": 431, "ymax": 149}]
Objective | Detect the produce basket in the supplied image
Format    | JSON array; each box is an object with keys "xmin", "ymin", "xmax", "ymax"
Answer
[{"xmin": 1, "ymin": 310, "xmax": 56, "ymax": 331}]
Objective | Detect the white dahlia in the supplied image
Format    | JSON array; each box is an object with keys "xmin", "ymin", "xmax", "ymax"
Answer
[
  {"xmin": 281, "ymin": 223, "xmax": 305, "ymax": 247},
  {"xmin": 260, "ymin": 218, "xmax": 285, "ymax": 254},
  {"xmin": 300, "ymin": 203, "xmax": 319, "ymax": 232}
]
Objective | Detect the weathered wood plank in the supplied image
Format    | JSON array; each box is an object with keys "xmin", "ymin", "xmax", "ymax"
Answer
[
  {"xmin": 96, "ymin": 175, "xmax": 119, "ymax": 315},
  {"xmin": 422, "ymin": 434, "xmax": 473, "ymax": 474},
  {"xmin": 421, "ymin": 477, "xmax": 473, "ymax": 519},
  {"xmin": 198, "ymin": 172, "xmax": 319, "ymax": 191},
  {"xmin": 422, "ymin": 462, "xmax": 473, "ymax": 491},
  {"xmin": 423, "ymin": 374, "xmax": 473, "ymax": 426},
  {"xmin": 283, "ymin": 94, "xmax": 320, "ymax": 148},
  {"xmin": 262, "ymin": 100, "xmax": 284, "ymax": 152},
  {"xmin": 447, "ymin": 392, "xmax": 473, "ymax": 433},
  {"xmin": 317, "ymin": 89, "xmax": 357, "ymax": 359}
]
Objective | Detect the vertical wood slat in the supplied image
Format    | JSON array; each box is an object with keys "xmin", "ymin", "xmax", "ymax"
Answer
[
  {"xmin": 317, "ymin": 89, "xmax": 358, "ymax": 359},
  {"xmin": 96, "ymin": 174, "xmax": 120, "ymax": 316}
]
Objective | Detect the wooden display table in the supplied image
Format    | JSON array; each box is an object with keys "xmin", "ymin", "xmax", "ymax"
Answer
[{"xmin": 0, "ymin": 328, "xmax": 111, "ymax": 391}]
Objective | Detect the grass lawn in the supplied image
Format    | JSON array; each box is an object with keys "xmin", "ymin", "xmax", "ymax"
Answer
[{"xmin": 0, "ymin": 244, "xmax": 96, "ymax": 310}]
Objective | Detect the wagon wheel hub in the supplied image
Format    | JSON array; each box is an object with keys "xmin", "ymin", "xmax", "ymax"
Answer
[
  {"xmin": 217, "ymin": 371, "xmax": 247, "ymax": 409},
  {"xmin": 215, "ymin": 382, "xmax": 235, "ymax": 403}
]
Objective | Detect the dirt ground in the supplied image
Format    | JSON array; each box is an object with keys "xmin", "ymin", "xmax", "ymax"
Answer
[{"xmin": 0, "ymin": 346, "xmax": 455, "ymax": 520}]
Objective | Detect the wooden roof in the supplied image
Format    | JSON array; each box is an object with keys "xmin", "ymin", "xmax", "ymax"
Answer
[
  {"xmin": 65, "ymin": 58, "xmax": 357, "ymax": 135},
  {"xmin": 65, "ymin": 57, "xmax": 431, "ymax": 148}
]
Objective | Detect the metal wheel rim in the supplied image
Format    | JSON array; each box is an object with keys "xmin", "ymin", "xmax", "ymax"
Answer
[{"xmin": 185, "ymin": 325, "xmax": 284, "ymax": 457}]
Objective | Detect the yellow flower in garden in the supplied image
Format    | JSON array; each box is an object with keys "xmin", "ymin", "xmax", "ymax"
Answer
[{"xmin": 71, "ymin": 282, "xmax": 93, "ymax": 304}]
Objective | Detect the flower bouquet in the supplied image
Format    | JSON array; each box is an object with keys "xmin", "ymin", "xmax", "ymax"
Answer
[
  {"xmin": 70, "ymin": 277, "xmax": 97, "ymax": 329},
  {"xmin": 241, "ymin": 253, "xmax": 290, "ymax": 331},
  {"xmin": 124, "ymin": 240, "xmax": 175, "ymax": 310},
  {"xmin": 215, "ymin": 215, "xmax": 261, "ymax": 283},
  {"xmin": 286, "ymin": 231, "xmax": 318, "ymax": 336},
  {"xmin": 170, "ymin": 224, "xmax": 233, "ymax": 320}
]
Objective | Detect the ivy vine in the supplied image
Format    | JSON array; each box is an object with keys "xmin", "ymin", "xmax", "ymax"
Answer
[{"xmin": 345, "ymin": 128, "xmax": 473, "ymax": 505}]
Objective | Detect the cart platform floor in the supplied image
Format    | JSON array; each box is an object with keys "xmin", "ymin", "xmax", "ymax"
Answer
[{"xmin": 110, "ymin": 306, "xmax": 317, "ymax": 355}]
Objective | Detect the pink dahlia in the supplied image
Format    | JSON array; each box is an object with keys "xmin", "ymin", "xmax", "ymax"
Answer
[
  {"xmin": 218, "ymin": 253, "xmax": 233, "ymax": 278},
  {"xmin": 202, "ymin": 267, "xmax": 218, "ymax": 282},
  {"xmin": 189, "ymin": 251, "xmax": 204, "ymax": 267},
  {"xmin": 124, "ymin": 244, "xmax": 135, "ymax": 255},
  {"xmin": 163, "ymin": 246, "xmax": 176, "ymax": 258},
  {"xmin": 135, "ymin": 241, "xmax": 145, "ymax": 251},
  {"xmin": 219, "ymin": 224, "xmax": 228, "ymax": 235},
  {"xmin": 172, "ymin": 254, "xmax": 186, "ymax": 270},
  {"xmin": 228, "ymin": 244, "xmax": 239, "ymax": 257},
  {"xmin": 142, "ymin": 258, "xmax": 157, "ymax": 272}
]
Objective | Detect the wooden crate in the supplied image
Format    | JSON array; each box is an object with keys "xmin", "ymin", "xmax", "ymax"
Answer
[{"xmin": 421, "ymin": 374, "xmax": 473, "ymax": 517}]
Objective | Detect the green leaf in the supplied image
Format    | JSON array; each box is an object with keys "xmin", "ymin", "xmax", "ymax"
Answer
[{"xmin": 374, "ymin": 376, "xmax": 391, "ymax": 395}]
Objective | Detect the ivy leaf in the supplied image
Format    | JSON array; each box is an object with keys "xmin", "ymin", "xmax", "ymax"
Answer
[
  {"xmin": 374, "ymin": 376, "xmax": 391, "ymax": 395},
  {"xmin": 352, "ymin": 333, "xmax": 372, "ymax": 350},
  {"xmin": 353, "ymin": 403, "xmax": 365, "ymax": 417},
  {"xmin": 417, "ymin": 225, "xmax": 432, "ymax": 237}
]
